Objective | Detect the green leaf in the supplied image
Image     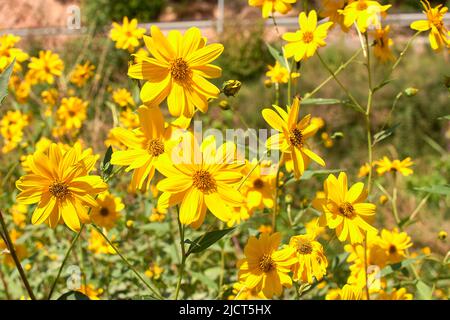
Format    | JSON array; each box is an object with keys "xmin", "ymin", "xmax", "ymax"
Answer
[
  {"xmin": 265, "ymin": 42, "xmax": 287, "ymax": 69},
  {"xmin": 379, "ymin": 255, "xmax": 424, "ymax": 277},
  {"xmin": 373, "ymin": 78, "xmax": 395, "ymax": 93},
  {"xmin": 101, "ymin": 146, "xmax": 114, "ymax": 179},
  {"xmin": 372, "ymin": 124, "xmax": 400, "ymax": 146},
  {"xmin": 0, "ymin": 58, "xmax": 15, "ymax": 104},
  {"xmin": 57, "ymin": 291, "xmax": 90, "ymax": 300},
  {"xmin": 414, "ymin": 185, "xmax": 450, "ymax": 195},
  {"xmin": 438, "ymin": 115, "xmax": 450, "ymax": 120},
  {"xmin": 416, "ymin": 280, "xmax": 433, "ymax": 300},
  {"xmin": 186, "ymin": 227, "xmax": 235, "ymax": 256},
  {"xmin": 301, "ymin": 98, "xmax": 342, "ymax": 105}
]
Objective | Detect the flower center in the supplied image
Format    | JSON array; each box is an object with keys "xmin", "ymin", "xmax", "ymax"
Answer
[
  {"xmin": 253, "ymin": 178, "xmax": 264, "ymax": 189},
  {"xmin": 259, "ymin": 254, "xmax": 275, "ymax": 273},
  {"xmin": 302, "ymin": 31, "xmax": 314, "ymax": 43},
  {"xmin": 289, "ymin": 128, "xmax": 304, "ymax": 148},
  {"xmin": 147, "ymin": 139, "xmax": 165, "ymax": 157},
  {"xmin": 170, "ymin": 58, "xmax": 191, "ymax": 82},
  {"xmin": 296, "ymin": 239, "xmax": 313, "ymax": 255},
  {"xmin": 100, "ymin": 207, "xmax": 109, "ymax": 217},
  {"xmin": 338, "ymin": 202, "xmax": 355, "ymax": 218},
  {"xmin": 389, "ymin": 245, "xmax": 397, "ymax": 254},
  {"xmin": 357, "ymin": 1, "xmax": 368, "ymax": 10},
  {"xmin": 192, "ymin": 170, "xmax": 217, "ymax": 194},
  {"xmin": 49, "ymin": 181, "xmax": 70, "ymax": 200}
]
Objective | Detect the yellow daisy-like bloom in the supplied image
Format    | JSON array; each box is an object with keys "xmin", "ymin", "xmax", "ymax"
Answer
[
  {"xmin": 248, "ymin": 0, "xmax": 297, "ymax": 19},
  {"xmin": 55, "ymin": 97, "xmax": 89, "ymax": 136},
  {"xmin": 128, "ymin": 26, "xmax": 224, "ymax": 118},
  {"xmin": 228, "ymin": 282, "xmax": 266, "ymax": 300},
  {"xmin": 358, "ymin": 162, "xmax": 372, "ymax": 178},
  {"xmin": 289, "ymin": 231, "xmax": 328, "ymax": 283},
  {"xmin": 0, "ymin": 34, "xmax": 29, "ymax": 73},
  {"xmin": 28, "ymin": 50, "xmax": 64, "ymax": 84},
  {"xmin": 112, "ymin": 88, "xmax": 135, "ymax": 108},
  {"xmin": 77, "ymin": 284, "xmax": 103, "ymax": 300},
  {"xmin": 110, "ymin": 106, "xmax": 177, "ymax": 191},
  {"xmin": 0, "ymin": 229, "xmax": 28, "ymax": 267},
  {"xmin": 326, "ymin": 284, "xmax": 364, "ymax": 300},
  {"xmin": 304, "ymin": 217, "xmax": 327, "ymax": 239},
  {"xmin": 378, "ymin": 287, "xmax": 413, "ymax": 300},
  {"xmin": 145, "ymin": 263, "xmax": 164, "ymax": 280},
  {"xmin": 283, "ymin": 10, "xmax": 334, "ymax": 61},
  {"xmin": 410, "ymin": 0, "xmax": 449, "ymax": 51},
  {"xmin": 319, "ymin": 0, "xmax": 348, "ymax": 30},
  {"xmin": 149, "ymin": 206, "xmax": 167, "ymax": 222},
  {"xmin": 227, "ymin": 205, "xmax": 251, "ymax": 227},
  {"xmin": 0, "ymin": 110, "xmax": 29, "ymax": 154},
  {"xmin": 263, "ymin": 97, "xmax": 325, "ymax": 179},
  {"xmin": 372, "ymin": 25, "xmax": 394, "ymax": 62},
  {"xmin": 69, "ymin": 61, "xmax": 95, "ymax": 88},
  {"xmin": 109, "ymin": 17, "xmax": 146, "ymax": 52},
  {"xmin": 374, "ymin": 156, "xmax": 414, "ymax": 176},
  {"xmin": 15, "ymin": 143, "xmax": 107, "ymax": 231},
  {"xmin": 119, "ymin": 109, "xmax": 140, "ymax": 129},
  {"xmin": 258, "ymin": 224, "xmax": 273, "ymax": 234},
  {"xmin": 242, "ymin": 159, "xmax": 277, "ymax": 211},
  {"xmin": 314, "ymin": 172, "xmax": 378, "ymax": 244},
  {"xmin": 88, "ymin": 229, "xmax": 117, "ymax": 255},
  {"xmin": 266, "ymin": 61, "xmax": 300, "ymax": 84},
  {"xmin": 11, "ymin": 203, "xmax": 28, "ymax": 228},
  {"xmin": 41, "ymin": 88, "xmax": 59, "ymax": 107},
  {"xmin": 238, "ymin": 232, "xmax": 296, "ymax": 298},
  {"xmin": 90, "ymin": 191, "xmax": 124, "ymax": 230},
  {"xmin": 156, "ymin": 134, "xmax": 244, "ymax": 227},
  {"xmin": 339, "ymin": 0, "xmax": 391, "ymax": 33},
  {"xmin": 375, "ymin": 228, "xmax": 412, "ymax": 264}
]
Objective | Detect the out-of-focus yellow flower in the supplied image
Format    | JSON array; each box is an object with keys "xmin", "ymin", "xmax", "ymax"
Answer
[
  {"xmin": 376, "ymin": 228, "xmax": 412, "ymax": 264},
  {"xmin": 11, "ymin": 203, "xmax": 28, "ymax": 228},
  {"xmin": 438, "ymin": 230, "xmax": 447, "ymax": 241},
  {"xmin": 283, "ymin": 10, "xmax": 333, "ymax": 61},
  {"xmin": 238, "ymin": 233, "xmax": 296, "ymax": 298},
  {"xmin": 119, "ymin": 109, "xmax": 139, "ymax": 129},
  {"xmin": 227, "ymin": 205, "xmax": 251, "ymax": 227},
  {"xmin": 41, "ymin": 88, "xmax": 59, "ymax": 107},
  {"xmin": 228, "ymin": 282, "xmax": 267, "ymax": 300},
  {"xmin": 410, "ymin": 0, "xmax": 449, "ymax": 51},
  {"xmin": 421, "ymin": 246, "xmax": 431, "ymax": 255},
  {"xmin": 258, "ymin": 224, "xmax": 273, "ymax": 234},
  {"xmin": 319, "ymin": 0, "xmax": 348, "ymax": 30},
  {"xmin": 0, "ymin": 229, "xmax": 28, "ymax": 267},
  {"xmin": 372, "ymin": 26, "xmax": 394, "ymax": 62},
  {"xmin": 378, "ymin": 288, "xmax": 413, "ymax": 300},
  {"xmin": 321, "ymin": 132, "xmax": 334, "ymax": 148},
  {"xmin": 0, "ymin": 34, "xmax": 29, "ymax": 73},
  {"xmin": 128, "ymin": 26, "xmax": 223, "ymax": 118},
  {"xmin": 326, "ymin": 284, "xmax": 364, "ymax": 300},
  {"xmin": 0, "ymin": 110, "xmax": 30, "ymax": 154},
  {"xmin": 28, "ymin": 50, "xmax": 64, "ymax": 84},
  {"xmin": 374, "ymin": 156, "xmax": 414, "ymax": 176},
  {"xmin": 112, "ymin": 88, "xmax": 135, "ymax": 108},
  {"xmin": 145, "ymin": 263, "xmax": 164, "ymax": 280},
  {"xmin": 77, "ymin": 284, "xmax": 103, "ymax": 300},
  {"xmin": 11, "ymin": 79, "xmax": 31, "ymax": 104},
  {"xmin": 110, "ymin": 17, "xmax": 146, "ymax": 52},
  {"xmin": 149, "ymin": 207, "xmax": 167, "ymax": 222},
  {"xmin": 248, "ymin": 0, "xmax": 297, "ymax": 19},
  {"xmin": 310, "ymin": 116, "xmax": 325, "ymax": 129},
  {"xmin": 88, "ymin": 229, "xmax": 117, "ymax": 255},
  {"xmin": 314, "ymin": 172, "xmax": 377, "ymax": 244},
  {"xmin": 379, "ymin": 195, "xmax": 388, "ymax": 205},
  {"xmin": 358, "ymin": 162, "xmax": 372, "ymax": 178},
  {"xmin": 69, "ymin": 61, "xmax": 95, "ymax": 87},
  {"xmin": 339, "ymin": 0, "xmax": 391, "ymax": 33},
  {"xmin": 90, "ymin": 191, "xmax": 124, "ymax": 230},
  {"xmin": 266, "ymin": 61, "xmax": 300, "ymax": 84},
  {"xmin": 54, "ymin": 97, "xmax": 89, "ymax": 136}
]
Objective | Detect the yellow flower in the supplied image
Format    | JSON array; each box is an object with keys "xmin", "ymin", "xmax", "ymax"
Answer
[
  {"xmin": 289, "ymin": 231, "xmax": 328, "ymax": 283},
  {"xmin": 310, "ymin": 116, "xmax": 325, "ymax": 129},
  {"xmin": 304, "ymin": 217, "xmax": 327, "ymax": 239},
  {"xmin": 77, "ymin": 284, "xmax": 103, "ymax": 300},
  {"xmin": 283, "ymin": 10, "xmax": 333, "ymax": 61},
  {"xmin": 321, "ymin": 132, "xmax": 334, "ymax": 148},
  {"xmin": 258, "ymin": 224, "xmax": 273, "ymax": 234},
  {"xmin": 156, "ymin": 134, "xmax": 244, "ymax": 227},
  {"xmin": 55, "ymin": 97, "xmax": 89, "ymax": 136},
  {"xmin": 242, "ymin": 159, "xmax": 277, "ymax": 211},
  {"xmin": 28, "ymin": 50, "xmax": 64, "ymax": 84},
  {"xmin": 372, "ymin": 25, "xmax": 394, "ymax": 62},
  {"xmin": 375, "ymin": 228, "xmax": 412, "ymax": 264},
  {"xmin": 41, "ymin": 88, "xmax": 59, "ymax": 107},
  {"xmin": 0, "ymin": 110, "xmax": 29, "ymax": 154},
  {"xmin": 248, "ymin": 0, "xmax": 297, "ymax": 19},
  {"xmin": 227, "ymin": 205, "xmax": 251, "ymax": 227},
  {"xmin": 0, "ymin": 229, "xmax": 28, "ymax": 267},
  {"xmin": 128, "ymin": 26, "xmax": 223, "ymax": 118},
  {"xmin": 326, "ymin": 284, "xmax": 364, "ymax": 300},
  {"xmin": 12, "ymin": 79, "xmax": 31, "ymax": 104},
  {"xmin": 11, "ymin": 203, "xmax": 28, "ymax": 228},
  {"xmin": 410, "ymin": 0, "xmax": 449, "ymax": 51},
  {"xmin": 227, "ymin": 281, "xmax": 266, "ymax": 300},
  {"xmin": 265, "ymin": 61, "xmax": 300, "ymax": 84},
  {"xmin": 112, "ymin": 88, "xmax": 135, "ymax": 108},
  {"xmin": 69, "ymin": 61, "xmax": 95, "ymax": 87},
  {"xmin": 319, "ymin": 0, "xmax": 347, "ymax": 30},
  {"xmin": 378, "ymin": 287, "xmax": 413, "ymax": 300},
  {"xmin": 358, "ymin": 162, "xmax": 372, "ymax": 178},
  {"xmin": 110, "ymin": 17, "xmax": 146, "ymax": 52},
  {"xmin": 145, "ymin": 263, "xmax": 164, "ymax": 280},
  {"xmin": 238, "ymin": 232, "xmax": 296, "ymax": 298},
  {"xmin": 15, "ymin": 143, "xmax": 107, "ymax": 231},
  {"xmin": 263, "ymin": 97, "xmax": 325, "ymax": 179},
  {"xmin": 90, "ymin": 191, "xmax": 124, "ymax": 230},
  {"xmin": 110, "ymin": 106, "xmax": 177, "ymax": 191},
  {"xmin": 438, "ymin": 230, "xmax": 447, "ymax": 241},
  {"xmin": 149, "ymin": 207, "xmax": 167, "ymax": 222},
  {"xmin": 339, "ymin": 0, "xmax": 391, "ymax": 33},
  {"xmin": 314, "ymin": 172, "xmax": 377, "ymax": 244},
  {"xmin": 374, "ymin": 156, "xmax": 414, "ymax": 176},
  {"xmin": 379, "ymin": 195, "xmax": 388, "ymax": 205},
  {"xmin": 88, "ymin": 229, "xmax": 117, "ymax": 254},
  {"xmin": 0, "ymin": 34, "xmax": 29, "ymax": 73}
]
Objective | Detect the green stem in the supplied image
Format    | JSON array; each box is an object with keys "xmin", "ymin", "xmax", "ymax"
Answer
[
  {"xmin": 391, "ymin": 173, "xmax": 401, "ymax": 225},
  {"xmin": 364, "ymin": 33, "xmax": 374, "ymax": 194},
  {"xmin": 271, "ymin": 161, "xmax": 282, "ymax": 232},
  {"xmin": 0, "ymin": 210, "xmax": 36, "ymax": 300},
  {"xmin": 91, "ymin": 224, "xmax": 163, "ymax": 299},
  {"xmin": 316, "ymin": 52, "xmax": 365, "ymax": 113},
  {"xmin": 174, "ymin": 213, "xmax": 186, "ymax": 300}
]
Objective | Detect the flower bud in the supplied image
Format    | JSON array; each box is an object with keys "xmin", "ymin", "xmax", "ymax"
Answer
[
  {"xmin": 222, "ymin": 80, "xmax": 241, "ymax": 97},
  {"xmin": 404, "ymin": 87, "xmax": 418, "ymax": 97}
]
